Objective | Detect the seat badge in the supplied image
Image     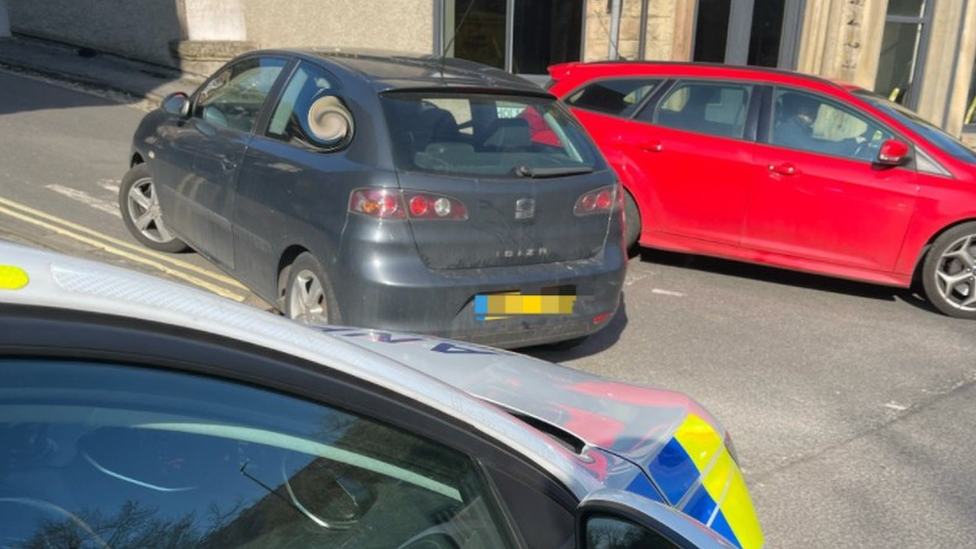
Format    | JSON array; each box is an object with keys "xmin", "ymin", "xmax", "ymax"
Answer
[{"xmin": 515, "ymin": 198, "xmax": 535, "ymax": 220}]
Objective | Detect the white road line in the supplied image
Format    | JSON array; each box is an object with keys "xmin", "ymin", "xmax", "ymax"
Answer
[
  {"xmin": 651, "ymin": 288, "xmax": 686, "ymax": 297},
  {"xmin": 625, "ymin": 271, "xmax": 649, "ymax": 286},
  {"xmin": 0, "ymin": 202, "xmax": 246, "ymax": 302},
  {"xmin": 0, "ymin": 195, "xmax": 248, "ymax": 291},
  {"xmin": 97, "ymin": 178, "xmax": 120, "ymax": 193},
  {"xmin": 46, "ymin": 184, "xmax": 121, "ymax": 218}
]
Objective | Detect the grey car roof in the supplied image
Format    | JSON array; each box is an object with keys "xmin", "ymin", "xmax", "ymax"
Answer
[{"xmin": 276, "ymin": 47, "xmax": 552, "ymax": 95}]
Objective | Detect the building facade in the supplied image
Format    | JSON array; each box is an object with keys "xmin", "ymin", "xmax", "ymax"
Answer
[{"xmin": 5, "ymin": 0, "xmax": 976, "ymax": 142}]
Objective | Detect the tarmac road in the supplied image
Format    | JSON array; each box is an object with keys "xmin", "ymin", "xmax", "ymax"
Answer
[{"xmin": 2, "ymin": 67, "xmax": 975, "ymax": 549}]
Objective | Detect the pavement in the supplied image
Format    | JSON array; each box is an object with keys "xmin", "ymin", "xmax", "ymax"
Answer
[{"xmin": 0, "ymin": 34, "xmax": 203, "ymax": 106}]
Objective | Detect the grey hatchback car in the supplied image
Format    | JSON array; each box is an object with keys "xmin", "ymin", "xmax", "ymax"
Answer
[{"xmin": 119, "ymin": 49, "xmax": 626, "ymax": 348}]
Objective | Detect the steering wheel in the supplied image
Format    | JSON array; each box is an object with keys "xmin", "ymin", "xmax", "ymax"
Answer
[{"xmin": 852, "ymin": 139, "xmax": 879, "ymax": 161}]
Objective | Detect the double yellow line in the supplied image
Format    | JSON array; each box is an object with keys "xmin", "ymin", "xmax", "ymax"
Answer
[{"xmin": 0, "ymin": 195, "xmax": 249, "ymax": 302}]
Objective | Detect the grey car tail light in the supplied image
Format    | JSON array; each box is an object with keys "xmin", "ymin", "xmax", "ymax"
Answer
[
  {"xmin": 349, "ymin": 188, "xmax": 468, "ymax": 220},
  {"xmin": 574, "ymin": 185, "xmax": 618, "ymax": 217}
]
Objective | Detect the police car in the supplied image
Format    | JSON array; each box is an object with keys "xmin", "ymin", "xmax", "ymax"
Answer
[{"xmin": 0, "ymin": 241, "xmax": 762, "ymax": 549}]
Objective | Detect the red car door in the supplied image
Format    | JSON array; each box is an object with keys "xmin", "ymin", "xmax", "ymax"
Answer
[
  {"xmin": 622, "ymin": 80, "xmax": 758, "ymax": 246},
  {"xmin": 743, "ymin": 88, "xmax": 919, "ymax": 272}
]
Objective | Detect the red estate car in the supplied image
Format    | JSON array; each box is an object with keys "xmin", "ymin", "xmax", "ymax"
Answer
[{"xmin": 548, "ymin": 61, "xmax": 976, "ymax": 319}]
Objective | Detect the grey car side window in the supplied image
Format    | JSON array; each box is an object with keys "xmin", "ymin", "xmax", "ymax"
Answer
[
  {"xmin": 267, "ymin": 63, "xmax": 352, "ymax": 150},
  {"xmin": 0, "ymin": 360, "xmax": 517, "ymax": 549},
  {"xmin": 194, "ymin": 57, "xmax": 286, "ymax": 133}
]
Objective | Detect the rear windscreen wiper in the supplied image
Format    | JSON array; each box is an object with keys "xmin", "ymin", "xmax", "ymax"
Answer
[{"xmin": 516, "ymin": 165, "xmax": 594, "ymax": 178}]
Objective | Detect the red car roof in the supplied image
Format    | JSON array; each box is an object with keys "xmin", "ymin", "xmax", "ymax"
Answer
[{"xmin": 548, "ymin": 61, "xmax": 852, "ymax": 95}]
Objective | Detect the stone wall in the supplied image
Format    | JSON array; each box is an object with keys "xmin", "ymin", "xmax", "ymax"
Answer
[
  {"xmin": 797, "ymin": 0, "xmax": 887, "ymax": 88},
  {"xmin": 7, "ymin": 0, "xmax": 434, "ymax": 71},
  {"xmin": 241, "ymin": 0, "xmax": 433, "ymax": 54},
  {"xmin": 7, "ymin": 0, "xmax": 186, "ymax": 66}
]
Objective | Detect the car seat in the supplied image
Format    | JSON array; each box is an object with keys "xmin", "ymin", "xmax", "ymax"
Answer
[{"xmin": 481, "ymin": 118, "xmax": 532, "ymax": 151}]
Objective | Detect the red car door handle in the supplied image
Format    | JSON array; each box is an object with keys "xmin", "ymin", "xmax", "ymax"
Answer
[
  {"xmin": 639, "ymin": 141, "xmax": 664, "ymax": 152},
  {"xmin": 768, "ymin": 163, "xmax": 800, "ymax": 176}
]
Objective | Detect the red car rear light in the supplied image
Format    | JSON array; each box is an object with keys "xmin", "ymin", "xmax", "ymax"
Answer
[
  {"xmin": 574, "ymin": 185, "xmax": 617, "ymax": 216},
  {"xmin": 350, "ymin": 188, "xmax": 467, "ymax": 220}
]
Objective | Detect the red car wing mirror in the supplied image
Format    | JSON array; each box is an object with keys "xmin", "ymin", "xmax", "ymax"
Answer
[{"xmin": 876, "ymin": 139, "xmax": 911, "ymax": 167}]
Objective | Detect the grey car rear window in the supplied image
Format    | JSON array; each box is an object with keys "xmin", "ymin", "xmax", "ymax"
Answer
[{"xmin": 381, "ymin": 92, "xmax": 602, "ymax": 177}]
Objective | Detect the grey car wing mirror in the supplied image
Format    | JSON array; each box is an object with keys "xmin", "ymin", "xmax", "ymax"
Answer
[
  {"xmin": 162, "ymin": 92, "xmax": 191, "ymax": 118},
  {"xmin": 577, "ymin": 490, "xmax": 741, "ymax": 549}
]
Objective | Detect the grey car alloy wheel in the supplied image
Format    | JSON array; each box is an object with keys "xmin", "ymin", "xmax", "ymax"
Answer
[
  {"xmin": 119, "ymin": 164, "xmax": 187, "ymax": 253},
  {"xmin": 127, "ymin": 178, "xmax": 171, "ymax": 243},
  {"xmin": 285, "ymin": 253, "xmax": 337, "ymax": 325}
]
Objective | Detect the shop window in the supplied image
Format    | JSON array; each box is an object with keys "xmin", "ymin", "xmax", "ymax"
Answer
[
  {"xmin": 875, "ymin": 0, "xmax": 932, "ymax": 109},
  {"xmin": 965, "ymin": 63, "xmax": 976, "ymax": 129},
  {"xmin": 441, "ymin": 0, "xmax": 583, "ymax": 75}
]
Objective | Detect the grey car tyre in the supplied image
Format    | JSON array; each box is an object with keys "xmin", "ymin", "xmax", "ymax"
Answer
[
  {"xmin": 119, "ymin": 164, "xmax": 188, "ymax": 253},
  {"xmin": 624, "ymin": 190, "xmax": 641, "ymax": 251},
  {"xmin": 284, "ymin": 253, "xmax": 341, "ymax": 326},
  {"xmin": 921, "ymin": 221, "xmax": 976, "ymax": 319}
]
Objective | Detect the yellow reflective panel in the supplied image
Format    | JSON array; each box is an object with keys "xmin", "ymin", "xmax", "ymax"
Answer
[
  {"xmin": 701, "ymin": 447, "xmax": 734, "ymax": 502},
  {"xmin": 720, "ymin": 463, "xmax": 765, "ymax": 549},
  {"xmin": 0, "ymin": 265, "xmax": 29, "ymax": 290},
  {"xmin": 674, "ymin": 413, "xmax": 724, "ymax": 471}
]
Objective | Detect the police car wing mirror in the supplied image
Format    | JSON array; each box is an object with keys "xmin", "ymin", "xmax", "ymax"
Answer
[{"xmin": 577, "ymin": 490, "xmax": 741, "ymax": 549}]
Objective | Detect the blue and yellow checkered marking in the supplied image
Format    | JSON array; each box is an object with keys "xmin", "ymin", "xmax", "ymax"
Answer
[
  {"xmin": 624, "ymin": 471, "xmax": 666, "ymax": 503},
  {"xmin": 643, "ymin": 414, "xmax": 764, "ymax": 549},
  {"xmin": 474, "ymin": 293, "xmax": 575, "ymax": 321}
]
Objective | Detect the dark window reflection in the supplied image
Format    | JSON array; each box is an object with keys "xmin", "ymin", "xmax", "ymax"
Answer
[
  {"xmin": 0, "ymin": 360, "xmax": 514, "ymax": 549},
  {"xmin": 566, "ymin": 79, "xmax": 661, "ymax": 117},
  {"xmin": 446, "ymin": 0, "xmax": 582, "ymax": 74},
  {"xmin": 875, "ymin": 0, "xmax": 928, "ymax": 107},
  {"xmin": 747, "ymin": 0, "xmax": 785, "ymax": 67},
  {"xmin": 887, "ymin": 0, "xmax": 925, "ymax": 17},
  {"xmin": 513, "ymin": 0, "xmax": 583, "ymax": 74},
  {"xmin": 876, "ymin": 21, "xmax": 923, "ymax": 105},
  {"xmin": 694, "ymin": 0, "xmax": 731, "ymax": 63},
  {"xmin": 450, "ymin": 0, "xmax": 507, "ymax": 69},
  {"xmin": 585, "ymin": 514, "xmax": 681, "ymax": 549}
]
